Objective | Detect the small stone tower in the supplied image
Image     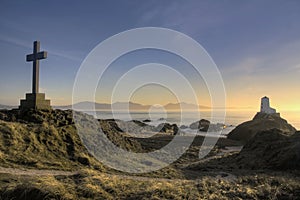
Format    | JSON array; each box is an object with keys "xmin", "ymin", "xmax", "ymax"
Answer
[{"xmin": 260, "ymin": 96, "xmax": 276, "ymax": 114}]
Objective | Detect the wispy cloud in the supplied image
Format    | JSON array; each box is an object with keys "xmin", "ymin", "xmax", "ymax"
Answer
[
  {"xmin": 0, "ymin": 34, "xmax": 82, "ymax": 62},
  {"xmin": 137, "ymin": 1, "xmax": 224, "ymax": 34},
  {"xmin": 0, "ymin": 34, "xmax": 31, "ymax": 49},
  {"xmin": 47, "ymin": 48, "xmax": 83, "ymax": 62},
  {"xmin": 224, "ymin": 39, "xmax": 300, "ymax": 78}
]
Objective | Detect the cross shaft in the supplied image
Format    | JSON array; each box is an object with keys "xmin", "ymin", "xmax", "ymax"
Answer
[{"xmin": 26, "ymin": 41, "xmax": 47, "ymax": 94}]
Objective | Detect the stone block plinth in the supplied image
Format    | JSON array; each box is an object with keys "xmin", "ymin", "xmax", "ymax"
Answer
[{"xmin": 19, "ymin": 93, "xmax": 51, "ymax": 111}]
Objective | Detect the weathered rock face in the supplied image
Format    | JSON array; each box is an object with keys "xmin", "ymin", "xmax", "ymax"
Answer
[
  {"xmin": 227, "ymin": 113, "xmax": 296, "ymax": 144},
  {"xmin": 99, "ymin": 119, "xmax": 183, "ymax": 136},
  {"xmin": 189, "ymin": 119, "xmax": 224, "ymax": 132},
  {"xmin": 180, "ymin": 125, "xmax": 188, "ymax": 129},
  {"xmin": 0, "ymin": 109, "xmax": 143, "ymax": 170},
  {"xmin": 189, "ymin": 119, "xmax": 210, "ymax": 131},
  {"xmin": 155, "ymin": 123, "xmax": 179, "ymax": 135},
  {"xmin": 0, "ymin": 112, "xmax": 92, "ymax": 170},
  {"xmin": 105, "ymin": 119, "xmax": 156, "ymax": 136},
  {"xmin": 0, "ymin": 109, "xmax": 75, "ymax": 126},
  {"xmin": 235, "ymin": 129, "xmax": 300, "ymax": 170},
  {"xmin": 101, "ymin": 119, "xmax": 124, "ymax": 132}
]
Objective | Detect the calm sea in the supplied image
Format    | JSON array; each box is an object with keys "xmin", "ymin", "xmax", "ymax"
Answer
[{"xmin": 86, "ymin": 110, "xmax": 300, "ymax": 130}]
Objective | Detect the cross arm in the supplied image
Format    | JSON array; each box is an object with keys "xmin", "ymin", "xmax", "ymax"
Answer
[
  {"xmin": 26, "ymin": 51, "xmax": 48, "ymax": 62},
  {"xmin": 26, "ymin": 54, "xmax": 35, "ymax": 62},
  {"xmin": 36, "ymin": 51, "xmax": 47, "ymax": 60}
]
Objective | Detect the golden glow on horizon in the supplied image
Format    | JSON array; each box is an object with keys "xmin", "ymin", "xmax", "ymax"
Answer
[
  {"xmin": 43, "ymin": 80, "xmax": 300, "ymax": 111},
  {"xmin": 129, "ymin": 84, "xmax": 179, "ymax": 106},
  {"xmin": 49, "ymin": 92, "xmax": 300, "ymax": 111}
]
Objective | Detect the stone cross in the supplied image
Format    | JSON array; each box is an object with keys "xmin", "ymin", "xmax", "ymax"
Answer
[{"xmin": 26, "ymin": 41, "xmax": 47, "ymax": 94}]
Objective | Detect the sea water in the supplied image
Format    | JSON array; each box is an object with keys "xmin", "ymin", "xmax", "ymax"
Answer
[{"xmin": 83, "ymin": 110, "xmax": 300, "ymax": 134}]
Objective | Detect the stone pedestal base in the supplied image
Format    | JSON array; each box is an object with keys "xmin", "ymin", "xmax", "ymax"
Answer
[{"xmin": 19, "ymin": 93, "xmax": 51, "ymax": 111}]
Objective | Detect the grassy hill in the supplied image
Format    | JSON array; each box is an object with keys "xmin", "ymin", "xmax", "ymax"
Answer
[{"xmin": 0, "ymin": 109, "xmax": 299, "ymax": 199}]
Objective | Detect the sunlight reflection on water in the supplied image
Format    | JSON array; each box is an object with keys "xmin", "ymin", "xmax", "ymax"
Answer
[{"xmin": 85, "ymin": 110, "xmax": 299, "ymax": 130}]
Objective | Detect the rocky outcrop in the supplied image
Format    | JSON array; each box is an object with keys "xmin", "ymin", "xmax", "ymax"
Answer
[
  {"xmin": 113, "ymin": 120, "xmax": 156, "ymax": 135},
  {"xmin": 189, "ymin": 119, "xmax": 210, "ymax": 131},
  {"xmin": 0, "ymin": 109, "xmax": 142, "ymax": 170},
  {"xmin": 235, "ymin": 129, "xmax": 300, "ymax": 170},
  {"xmin": 0, "ymin": 116, "xmax": 92, "ymax": 169},
  {"xmin": 180, "ymin": 125, "xmax": 188, "ymax": 129},
  {"xmin": 155, "ymin": 123, "xmax": 179, "ymax": 135},
  {"xmin": 227, "ymin": 113, "xmax": 296, "ymax": 144},
  {"xmin": 0, "ymin": 109, "xmax": 75, "ymax": 126},
  {"xmin": 189, "ymin": 119, "xmax": 224, "ymax": 132}
]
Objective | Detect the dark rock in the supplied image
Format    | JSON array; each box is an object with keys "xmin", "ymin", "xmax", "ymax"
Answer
[
  {"xmin": 77, "ymin": 156, "xmax": 90, "ymax": 166},
  {"xmin": 189, "ymin": 119, "xmax": 210, "ymax": 131},
  {"xmin": 130, "ymin": 120, "xmax": 147, "ymax": 127},
  {"xmin": 228, "ymin": 113, "xmax": 296, "ymax": 144},
  {"xmin": 2, "ymin": 184, "xmax": 60, "ymax": 200},
  {"xmin": 111, "ymin": 120, "xmax": 155, "ymax": 134},
  {"xmin": 142, "ymin": 119, "xmax": 151, "ymax": 123},
  {"xmin": 156, "ymin": 123, "xmax": 179, "ymax": 135},
  {"xmin": 107, "ymin": 120, "xmax": 124, "ymax": 132},
  {"xmin": 173, "ymin": 124, "xmax": 179, "ymax": 135},
  {"xmin": 0, "ymin": 112, "xmax": 8, "ymax": 121},
  {"xmin": 235, "ymin": 128, "xmax": 300, "ymax": 170},
  {"xmin": 156, "ymin": 123, "xmax": 172, "ymax": 132},
  {"xmin": 180, "ymin": 125, "xmax": 188, "ymax": 129},
  {"xmin": 0, "ymin": 109, "xmax": 78, "ymax": 126},
  {"xmin": 0, "ymin": 109, "xmax": 19, "ymax": 122},
  {"xmin": 205, "ymin": 123, "xmax": 224, "ymax": 132}
]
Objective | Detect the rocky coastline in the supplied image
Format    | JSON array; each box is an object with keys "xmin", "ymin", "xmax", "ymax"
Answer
[{"xmin": 0, "ymin": 108, "xmax": 299, "ymax": 199}]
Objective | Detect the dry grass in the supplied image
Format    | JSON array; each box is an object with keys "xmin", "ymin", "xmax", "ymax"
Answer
[
  {"xmin": 0, "ymin": 170, "xmax": 299, "ymax": 199},
  {"xmin": 0, "ymin": 109, "xmax": 300, "ymax": 199},
  {"xmin": 0, "ymin": 119, "xmax": 104, "ymax": 171}
]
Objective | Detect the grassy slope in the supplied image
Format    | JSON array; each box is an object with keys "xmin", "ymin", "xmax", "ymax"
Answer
[
  {"xmin": 1, "ymin": 169, "xmax": 299, "ymax": 199},
  {"xmin": 0, "ymin": 119, "xmax": 103, "ymax": 171},
  {"xmin": 0, "ymin": 109, "xmax": 300, "ymax": 199}
]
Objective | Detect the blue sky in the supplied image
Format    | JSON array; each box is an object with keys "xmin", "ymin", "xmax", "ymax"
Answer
[{"xmin": 0, "ymin": 1, "xmax": 300, "ymax": 110}]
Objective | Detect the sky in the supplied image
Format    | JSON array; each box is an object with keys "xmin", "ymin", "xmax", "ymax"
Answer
[{"xmin": 0, "ymin": 0, "xmax": 300, "ymax": 111}]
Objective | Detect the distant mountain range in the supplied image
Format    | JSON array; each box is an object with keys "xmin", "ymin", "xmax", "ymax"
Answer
[
  {"xmin": 55, "ymin": 101, "xmax": 210, "ymax": 111},
  {"xmin": 0, "ymin": 102, "xmax": 253, "ymax": 111}
]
